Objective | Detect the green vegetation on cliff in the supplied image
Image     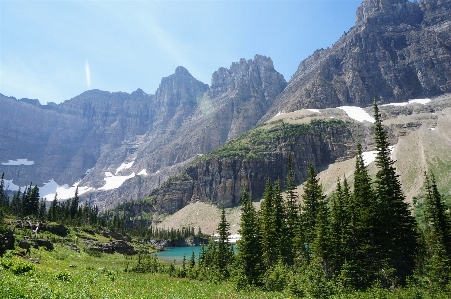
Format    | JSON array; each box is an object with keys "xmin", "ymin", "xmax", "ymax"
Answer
[{"xmin": 197, "ymin": 118, "xmax": 348, "ymax": 161}]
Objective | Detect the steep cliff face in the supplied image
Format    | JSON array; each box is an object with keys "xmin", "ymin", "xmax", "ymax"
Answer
[
  {"xmin": 262, "ymin": 0, "xmax": 451, "ymax": 120},
  {"xmin": 146, "ymin": 119, "xmax": 365, "ymax": 214},
  {"xmin": 0, "ymin": 55, "xmax": 286, "ymax": 210}
]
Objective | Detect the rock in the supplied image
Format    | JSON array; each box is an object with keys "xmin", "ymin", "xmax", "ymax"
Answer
[
  {"xmin": 66, "ymin": 244, "xmax": 80, "ymax": 253},
  {"xmin": 32, "ymin": 239, "xmax": 54, "ymax": 251},
  {"xmin": 40, "ymin": 224, "xmax": 69, "ymax": 237},
  {"xmin": 18, "ymin": 240, "xmax": 31, "ymax": 251},
  {"xmin": 147, "ymin": 119, "xmax": 364, "ymax": 212},
  {"xmin": 0, "ymin": 230, "xmax": 15, "ymax": 255},
  {"xmin": 87, "ymin": 240, "xmax": 136, "ymax": 255}
]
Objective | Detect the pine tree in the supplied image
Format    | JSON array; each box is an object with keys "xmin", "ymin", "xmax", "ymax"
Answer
[
  {"xmin": 0, "ymin": 173, "xmax": 9, "ymax": 213},
  {"xmin": 70, "ymin": 187, "xmax": 79, "ymax": 219},
  {"xmin": 330, "ymin": 179, "xmax": 351, "ymax": 276},
  {"xmin": 260, "ymin": 179, "xmax": 278, "ymax": 270},
  {"xmin": 373, "ymin": 101, "xmax": 418, "ymax": 285},
  {"xmin": 216, "ymin": 204, "xmax": 233, "ymax": 279},
  {"xmin": 352, "ymin": 143, "xmax": 379, "ymax": 288},
  {"xmin": 236, "ymin": 188, "xmax": 263, "ymax": 286},
  {"xmin": 273, "ymin": 180, "xmax": 288, "ymax": 263},
  {"xmin": 423, "ymin": 172, "xmax": 451, "ymax": 285},
  {"xmin": 284, "ymin": 154, "xmax": 299, "ymax": 265},
  {"xmin": 312, "ymin": 189, "xmax": 333, "ymax": 278},
  {"xmin": 299, "ymin": 164, "xmax": 324, "ymax": 264}
]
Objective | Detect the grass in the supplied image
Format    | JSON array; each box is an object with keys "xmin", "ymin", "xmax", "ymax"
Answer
[{"xmin": 0, "ymin": 246, "xmax": 285, "ymax": 299}]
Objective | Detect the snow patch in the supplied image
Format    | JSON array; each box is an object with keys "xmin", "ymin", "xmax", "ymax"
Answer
[
  {"xmin": 382, "ymin": 98, "xmax": 431, "ymax": 107},
  {"xmin": 138, "ymin": 169, "xmax": 148, "ymax": 176},
  {"xmin": 1, "ymin": 159, "xmax": 34, "ymax": 166},
  {"xmin": 85, "ymin": 168, "xmax": 93, "ymax": 175},
  {"xmin": 362, "ymin": 145, "xmax": 396, "ymax": 166},
  {"xmin": 99, "ymin": 172, "xmax": 135, "ymax": 191},
  {"xmin": 362, "ymin": 151, "xmax": 378, "ymax": 166},
  {"xmin": 306, "ymin": 109, "xmax": 320, "ymax": 113},
  {"xmin": 338, "ymin": 106, "xmax": 375, "ymax": 123},
  {"xmin": 115, "ymin": 161, "xmax": 134, "ymax": 175},
  {"xmin": 41, "ymin": 179, "xmax": 93, "ymax": 201},
  {"xmin": 429, "ymin": 127, "xmax": 436, "ymax": 131},
  {"xmin": 2, "ymin": 180, "xmax": 21, "ymax": 191}
]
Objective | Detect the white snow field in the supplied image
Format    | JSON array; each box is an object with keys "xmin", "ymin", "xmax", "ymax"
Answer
[
  {"xmin": 361, "ymin": 145, "xmax": 396, "ymax": 166},
  {"xmin": 99, "ymin": 172, "xmax": 136, "ymax": 191},
  {"xmin": 41, "ymin": 180, "xmax": 93, "ymax": 200},
  {"xmin": 1, "ymin": 159, "xmax": 34, "ymax": 166},
  {"xmin": 382, "ymin": 98, "xmax": 431, "ymax": 107},
  {"xmin": 306, "ymin": 109, "xmax": 321, "ymax": 113},
  {"xmin": 138, "ymin": 169, "xmax": 148, "ymax": 176},
  {"xmin": 115, "ymin": 161, "xmax": 134, "ymax": 175},
  {"xmin": 337, "ymin": 106, "xmax": 375, "ymax": 123}
]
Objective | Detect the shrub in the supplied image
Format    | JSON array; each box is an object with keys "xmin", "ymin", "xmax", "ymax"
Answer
[{"xmin": 0, "ymin": 256, "xmax": 35, "ymax": 275}]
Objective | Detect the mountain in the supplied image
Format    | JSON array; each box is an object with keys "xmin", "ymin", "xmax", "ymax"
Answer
[
  {"xmin": 0, "ymin": 55, "xmax": 286, "ymax": 210},
  {"xmin": 1, "ymin": 0, "xmax": 450, "ymax": 215},
  {"xmin": 261, "ymin": 0, "xmax": 451, "ymax": 120}
]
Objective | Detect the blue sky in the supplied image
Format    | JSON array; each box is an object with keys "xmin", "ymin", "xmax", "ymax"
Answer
[{"xmin": 0, "ymin": 0, "xmax": 362, "ymax": 104}]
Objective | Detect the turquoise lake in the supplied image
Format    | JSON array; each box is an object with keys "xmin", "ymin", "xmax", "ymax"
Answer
[
  {"xmin": 155, "ymin": 246, "xmax": 202, "ymax": 264},
  {"xmin": 155, "ymin": 245, "xmax": 238, "ymax": 264}
]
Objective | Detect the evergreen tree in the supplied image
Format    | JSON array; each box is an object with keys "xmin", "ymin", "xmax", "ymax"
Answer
[
  {"xmin": 236, "ymin": 188, "xmax": 263, "ymax": 286},
  {"xmin": 216, "ymin": 204, "xmax": 233, "ymax": 279},
  {"xmin": 352, "ymin": 143, "xmax": 379, "ymax": 288},
  {"xmin": 260, "ymin": 179, "xmax": 278, "ymax": 270},
  {"xmin": 299, "ymin": 164, "xmax": 324, "ymax": 264},
  {"xmin": 0, "ymin": 173, "xmax": 9, "ymax": 213},
  {"xmin": 48, "ymin": 193, "xmax": 58, "ymax": 222},
  {"xmin": 284, "ymin": 154, "xmax": 299, "ymax": 265},
  {"xmin": 11, "ymin": 188, "xmax": 22, "ymax": 216},
  {"xmin": 273, "ymin": 180, "xmax": 288, "ymax": 263},
  {"xmin": 330, "ymin": 179, "xmax": 350, "ymax": 276},
  {"xmin": 373, "ymin": 101, "xmax": 418, "ymax": 285},
  {"xmin": 38, "ymin": 198, "xmax": 46, "ymax": 220},
  {"xmin": 70, "ymin": 187, "xmax": 79, "ymax": 219},
  {"xmin": 423, "ymin": 172, "xmax": 451, "ymax": 285},
  {"xmin": 312, "ymin": 193, "xmax": 333, "ymax": 278}
]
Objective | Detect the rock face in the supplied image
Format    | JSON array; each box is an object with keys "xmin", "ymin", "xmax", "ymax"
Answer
[
  {"xmin": 262, "ymin": 0, "xmax": 451, "ymax": 120},
  {"xmin": 147, "ymin": 119, "xmax": 365, "ymax": 214},
  {"xmin": 0, "ymin": 55, "xmax": 285, "ymax": 211}
]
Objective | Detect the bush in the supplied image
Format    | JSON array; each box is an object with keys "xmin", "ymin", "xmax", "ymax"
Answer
[
  {"xmin": 0, "ymin": 256, "xmax": 35, "ymax": 275},
  {"xmin": 263, "ymin": 262, "xmax": 292, "ymax": 292}
]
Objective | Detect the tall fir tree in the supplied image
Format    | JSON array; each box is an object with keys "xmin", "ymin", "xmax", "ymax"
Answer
[
  {"xmin": 299, "ymin": 164, "xmax": 324, "ymax": 264},
  {"xmin": 284, "ymin": 154, "xmax": 299, "ymax": 266},
  {"xmin": 373, "ymin": 101, "xmax": 418, "ymax": 285},
  {"xmin": 70, "ymin": 187, "xmax": 79, "ymax": 219},
  {"xmin": 423, "ymin": 172, "xmax": 451, "ymax": 285},
  {"xmin": 273, "ymin": 179, "xmax": 288, "ymax": 263},
  {"xmin": 216, "ymin": 204, "xmax": 234, "ymax": 279},
  {"xmin": 260, "ymin": 179, "xmax": 278, "ymax": 270},
  {"xmin": 236, "ymin": 188, "xmax": 263, "ymax": 286},
  {"xmin": 351, "ymin": 143, "xmax": 379, "ymax": 288}
]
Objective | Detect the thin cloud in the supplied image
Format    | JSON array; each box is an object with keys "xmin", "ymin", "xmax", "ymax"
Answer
[{"xmin": 85, "ymin": 61, "xmax": 91, "ymax": 88}]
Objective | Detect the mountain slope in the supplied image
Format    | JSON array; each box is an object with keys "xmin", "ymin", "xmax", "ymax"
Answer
[{"xmin": 262, "ymin": 0, "xmax": 451, "ymax": 120}]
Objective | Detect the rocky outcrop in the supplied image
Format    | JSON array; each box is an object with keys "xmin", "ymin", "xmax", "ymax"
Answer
[
  {"xmin": 146, "ymin": 119, "xmax": 365, "ymax": 214},
  {"xmin": 262, "ymin": 0, "xmax": 451, "ymax": 120},
  {"xmin": 0, "ymin": 230, "xmax": 15, "ymax": 256}
]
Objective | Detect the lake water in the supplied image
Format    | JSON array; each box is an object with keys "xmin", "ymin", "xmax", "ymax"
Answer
[
  {"xmin": 155, "ymin": 245, "xmax": 238, "ymax": 264},
  {"xmin": 155, "ymin": 246, "xmax": 202, "ymax": 264}
]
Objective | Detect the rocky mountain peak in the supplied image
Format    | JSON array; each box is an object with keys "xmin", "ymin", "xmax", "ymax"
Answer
[
  {"xmin": 356, "ymin": 0, "xmax": 422, "ymax": 25},
  {"xmin": 209, "ymin": 54, "xmax": 286, "ymax": 99},
  {"xmin": 154, "ymin": 67, "xmax": 208, "ymax": 108}
]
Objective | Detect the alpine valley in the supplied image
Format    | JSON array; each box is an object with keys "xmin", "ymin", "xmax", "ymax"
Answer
[{"xmin": 1, "ymin": 0, "xmax": 451, "ymax": 232}]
